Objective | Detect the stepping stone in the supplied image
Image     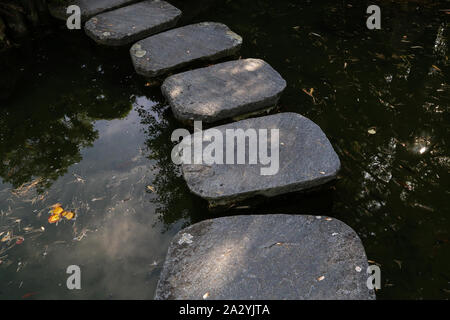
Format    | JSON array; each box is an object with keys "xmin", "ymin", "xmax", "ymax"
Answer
[
  {"xmin": 155, "ymin": 214, "xmax": 376, "ymax": 300},
  {"xmin": 49, "ymin": 0, "xmax": 138, "ymax": 22},
  {"xmin": 177, "ymin": 112, "xmax": 341, "ymax": 207},
  {"xmin": 85, "ymin": 1, "xmax": 182, "ymax": 46},
  {"xmin": 162, "ymin": 58, "xmax": 287, "ymax": 123},
  {"xmin": 130, "ymin": 22, "xmax": 242, "ymax": 77}
]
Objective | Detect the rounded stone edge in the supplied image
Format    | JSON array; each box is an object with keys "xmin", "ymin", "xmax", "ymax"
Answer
[
  {"xmin": 84, "ymin": 2, "xmax": 182, "ymax": 46},
  {"xmin": 131, "ymin": 21, "xmax": 243, "ymax": 78},
  {"xmin": 162, "ymin": 58, "xmax": 286, "ymax": 123},
  {"xmin": 154, "ymin": 214, "xmax": 376, "ymax": 300},
  {"xmin": 154, "ymin": 218, "xmax": 215, "ymax": 300},
  {"xmin": 180, "ymin": 112, "xmax": 341, "ymax": 201}
]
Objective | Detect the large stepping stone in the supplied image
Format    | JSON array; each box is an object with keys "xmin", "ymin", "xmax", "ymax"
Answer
[
  {"xmin": 84, "ymin": 1, "xmax": 181, "ymax": 46},
  {"xmin": 130, "ymin": 22, "xmax": 242, "ymax": 77},
  {"xmin": 155, "ymin": 214, "xmax": 376, "ymax": 300},
  {"xmin": 49, "ymin": 0, "xmax": 138, "ymax": 22},
  {"xmin": 162, "ymin": 58, "xmax": 287, "ymax": 123},
  {"xmin": 177, "ymin": 112, "xmax": 341, "ymax": 206}
]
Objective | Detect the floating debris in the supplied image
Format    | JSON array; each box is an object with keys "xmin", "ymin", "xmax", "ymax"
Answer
[
  {"xmin": 62, "ymin": 211, "xmax": 75, "ymax": 220},
  {"xmin": 302, "ymin": 87, "xmax": 317, "ymax": 104},
  {"xmin": 394, "ymin": 259, "xmax": 402, "ymax": 269},
  {"xmin": 47, "ymin": 205, "xmax": 76, "ymax": 224},
  {"xmin": 367, "ymin": 127, "xmax": 377, "ymax": 135},
  {"xmin": 432, "ymin": 65, "xmax": 441, "ymax": 72},
  {"xmin": 50, "ymin": 206, "xmax": 63, "ymax": 215},
  {"xmin": 48, "ymin": 214, "xmax": 61, "ymax": 224},
  {"xmin": 1, "ymin": 231, "xmax": 11, "ymax": 242},
  {"xmin": 317, "ymin": 275, "xmax": 325, "ymax": 281},
  {"xmin": 22, "ymin": 292, "xmax": 38, "ymax": 299}
]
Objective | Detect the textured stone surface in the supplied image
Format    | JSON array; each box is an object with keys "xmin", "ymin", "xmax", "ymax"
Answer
[
  {"xmin": 179, "ymin": 112, "xmax": 341, "ymax": 206},
  {"xmin": 84, "ymin": 1, "xmax": 181, "ymax": 46},
  {"xmin": 130, "ymin": 22, "xmax": 242, "ymax": 77},
  {"xmin": 162, "ymin": 58, "xmax": 286, "ymax": 123},
  {"xmin": 155, "ymin": 214, "xmax": 376, "ymax": 300},
  {"xmin": 49, "ymin": 0, "xmax": 138, "ymax": 22}
]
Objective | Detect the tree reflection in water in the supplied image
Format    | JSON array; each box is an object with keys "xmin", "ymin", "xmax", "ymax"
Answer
[{"xmin": 0, "ymin": 92, "xmax": 132, "ymax": 193}]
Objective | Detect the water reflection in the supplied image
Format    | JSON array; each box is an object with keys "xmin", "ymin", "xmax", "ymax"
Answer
[
  {"xmin": 0, "ymin": 0, "xmax": 449, "ymax": 299},
  {"xmin": 137, "ymin": 96, "xmax": 210, "ymax": 228},
  {"xmin": 0, "ymin": 94, "xmax": 132, "ymax": 193}
]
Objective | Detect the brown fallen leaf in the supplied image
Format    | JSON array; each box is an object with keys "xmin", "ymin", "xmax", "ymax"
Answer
[
  {"xmin": 302, "ymin": 88, "xmax": 317, "ymax": 104},
  {"xmin": 1, "ymin": 231, "xmax": 11, "ymax": 242},
  {"xmin": 432, "ymin": 65, "xmax": 441, "ymax": 72}
]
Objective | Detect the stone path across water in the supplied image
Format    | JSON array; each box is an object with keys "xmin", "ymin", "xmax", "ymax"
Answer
[
  {"xmin": 85, "ymin": 1, "xmax": 181, "ymax": 46},
  {"xmin": 45, "ymin": 0, "xmax": 372, "ymax": 299},
  {"xmin": 130, "ymin": 22, "xmax": 242, "ymax": 77},
  {"xmin": 49, "ymin": 0, "xmax": 138, "ymax": 22},
  {"xmin": 179, "ymin": 112, "xmax": 341, "ymax": 207},
  {"xmin": 162, "ymin": 58, "xmax": 287, "ymax": 123},
  {"xmin": 155, "ymin": 214, "xmax": 376, "ymax": 300}
]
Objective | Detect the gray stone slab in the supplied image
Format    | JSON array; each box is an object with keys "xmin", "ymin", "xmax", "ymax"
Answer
[
  {"xmin": 178, "ymin": 112, "xmax": 341, "ymax": 206},
  {"xmin": 161, "ymin": 58, "xmax": 287, "ymax": 123},
  {"xmin": 49, "ymin": 0, "xmax": 138, "ymax": 22},
  {"xmin": 155, "ymin": 214, "xmax": 376, "ymax": 300},
  {"xmin": 84, "ymin": 1, "xmax": 181, "ymax": 46},
  {"xmin": 130, "ymin": 22, "xmax": 242, "ymax": 77}
]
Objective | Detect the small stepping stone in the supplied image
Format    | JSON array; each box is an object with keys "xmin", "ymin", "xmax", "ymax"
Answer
[
  {"xmin": 130, "ymin": 22, "xmax": 242, "ymax": 77},
  {"xmin": 85, "ymin": 1, "xmax": 181, "ymax": 46},
  {"xmin": 49, "ymin": 0, "xmax": 138, "ymax": 22},
  {"xmin": 162, "ymin": 58, "xmax": 287, "ymax": 123},
  {"xmin": 155, "ymin": 214, "xmax": 376, "ymax": 300},
  {"xmin": 178, "ymin": 113, "xmax": 341, "ymax": 206}
]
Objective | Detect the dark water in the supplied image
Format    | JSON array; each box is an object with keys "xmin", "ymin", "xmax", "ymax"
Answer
[{"xmin": 0, "ymin": 0, "xmax": 449, "ymax": 299}]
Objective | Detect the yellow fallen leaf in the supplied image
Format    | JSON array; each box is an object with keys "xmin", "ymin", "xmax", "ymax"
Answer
[
  {"xmin": 63, "ymin": 211, "xmax": 75, "ymax": 220},
  {"xmin": 48, "ymin": 214, "xmax": 61, "ymax": 224},
  {"xmin": 50, "ymin": 206, "xmax": 64, "ymax": 215}
]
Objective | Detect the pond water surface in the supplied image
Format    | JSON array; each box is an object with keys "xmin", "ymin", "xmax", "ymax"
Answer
[{"xmin": 0, "ymin": 0, "xmax": 449, "ymax": 299}]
